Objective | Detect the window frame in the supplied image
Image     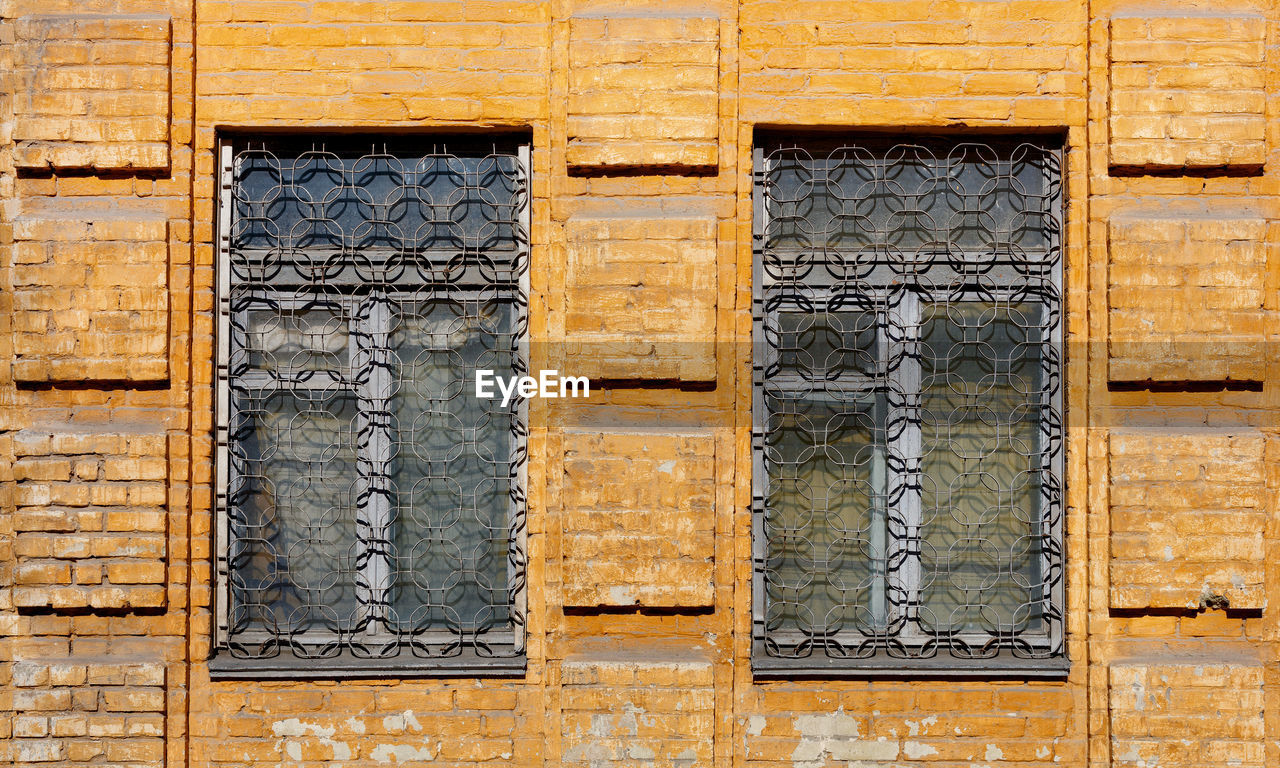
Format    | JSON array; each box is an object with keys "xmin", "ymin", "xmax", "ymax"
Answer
[
  {"xmin": 750, "ymin": 135, "xmax": 1068, "ymax": 678},
  {"xmin": 210, "ymin": 135, "xmax": 530, "ymax": 678}
]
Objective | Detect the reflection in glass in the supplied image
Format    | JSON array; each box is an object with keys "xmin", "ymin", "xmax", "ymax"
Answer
[
  {"xmin": 387, "ymin": 302, "xmax": 515, "ymax": 634},
  {"xmin": 228, "ymin": 391, "xmax": 361, "ymax": 638},
  {"xmin": 918, "ymin": 302, "xmax": 1047, "ymax": 636}
]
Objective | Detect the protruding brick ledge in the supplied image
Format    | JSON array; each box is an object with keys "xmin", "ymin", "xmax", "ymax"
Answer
[
  {"xmin": 13, "ymin": 13, "xmax": 172, "ymax": 171},
  {"xmin": 563, "ymin": 197, "xmax": 718, "ymax": 382},
  {"xmin": 1108, "ymin": 428, "xmax": 1264, "ymax": 611},
  {"xmin": 1107, "ymin": 205, "xmax": 1267, "ymax": 384},
  {"xmin": 1108, "ymin": 11, "xmax": 1266, "ymax": 172},
  {"xmin": 567, "ymin": 9, "xmax": 719, "ymax": 171}
]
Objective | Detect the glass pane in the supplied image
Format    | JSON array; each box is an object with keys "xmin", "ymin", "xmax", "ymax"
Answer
[
  {"xmin": 242, "ymin": 302, "xmax": 349, "ymax": 374},
  {"xmin": 386, "ymin": 300, "xmax": 516, "ymax": 633},
  {"xmin": 917, "ymin": 301, "xmax": 1048, "ymax": 636},
  {"xmin": 772, "ymin": 310, "xmax": 879, "ymax": 383},
  {"xmin": 228, "ymin": 390, "xmax": 362, "ymax": 640},
  {"xmin": 763, "ymin": 141, "xmax": 1056, "ymax": 258},
  {"xmin": 232, "ymin": 143, "xmax": 523, "ymax": 254},
  {"xmin": 764, "ymin": 396, "xmax": 887, "ymax": 638}
]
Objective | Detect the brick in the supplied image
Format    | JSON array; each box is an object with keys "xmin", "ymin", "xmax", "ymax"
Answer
[
  {"xmin": 11, "ymin": 424, "xmax": 168, "ymax": 611},
  {"xmin": 0, "ymin": 2, "xmax": 1256, "ymax": 766},
  {"xmin": 1110, "ymin": 655, "xmax": 1264, "ymax": 768},
  {"xmin": 561, "ymin": 648, "xmax": 714, "ymax": 768},
  {"xmin": 10, "ymin": 199, "xmax": 169, "ymax": 383},
  {"xmin": 563, "ymin": 198, "xmax": 717, "ymax": 381},
  {"xmin": 560, "ymin": 429, "xmax": 715, "ymax": 608},
  {"xmin": 13, "ymin": 14, "xmax": 172, "ymax": 170},
  {"xmin": 1107, "ymin": 207, "xmax": 1266, "ymax": 384}
]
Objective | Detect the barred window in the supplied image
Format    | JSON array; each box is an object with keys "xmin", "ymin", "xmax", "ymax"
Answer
[
  {"xmin": 752, "ymin": 136, "xmax": 1065, "ymax": 676},
  {"xmin": 212, "ymin": 135, "xmax": 529, "ymax": 676}
]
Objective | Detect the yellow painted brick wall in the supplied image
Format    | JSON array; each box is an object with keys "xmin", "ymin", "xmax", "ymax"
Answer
[
  {"xmin": 739, "ymin": 0, "xmax": 1087, "ymax": 126},
  {"xmin": 1108, "ymin": 429, "xmax": 1266, "ymax": 610},
  {"xmin": 560, "ymin": 429, "xmax": 715, "ymax": 608},
  {"xmin": 1109, "ymin": 655, "xmax": 1265, "ymax": 768},
  {"xmin": 195, "ymin": 0, "xmax": 549, "ymax": 124},
  {"xmin": 563, "ymin": 198, "xmax": 718, "ymax": 381},
  {"xmin": 1, "ymin": 1, "xmax": 1278, "ymax": 768},
  {"xmin": 567, "ymin": 11, "xmax": 720, "ymax": 169},
  {"xmin": 561, "ymin": 648, "xmax": 715, "ymax": 768},
  {"xmin": 10, "ymin": 656, "xmax": 166, "ymax": 768},
  {"xmin": 11, "ymin": 425, "xmax": 169, "ymax": 611},
  {"xmin": 10, "ymin": 200, "xmax": 170, "ymax": 382}
]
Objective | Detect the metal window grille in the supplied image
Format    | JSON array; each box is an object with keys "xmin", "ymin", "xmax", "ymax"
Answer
[
  {"xmin": 213, "ymin": 135, "xmax": 529, "ymax": 675},
  {"xmin": 751, "ymin": 136, "xmax": 1066, "ymax": 676}
]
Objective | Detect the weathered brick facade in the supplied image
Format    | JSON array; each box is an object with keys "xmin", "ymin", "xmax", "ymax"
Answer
[{"xmin": 0, "ymin": 1, "xmax": 1276, "ymax": 768}]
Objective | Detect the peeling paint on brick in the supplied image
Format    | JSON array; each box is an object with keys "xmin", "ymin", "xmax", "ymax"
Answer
[
  {"xmin": 370, "ymin": 743, "xmax": 435, "ymax": 764},
  {"xmin": 791, "ymin": 708, "xmax": 898, "ymax": 766}
]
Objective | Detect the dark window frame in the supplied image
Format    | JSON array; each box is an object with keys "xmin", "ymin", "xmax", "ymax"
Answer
[
  {"xmin": 751, "ymin": 134, "xmax": 1067, "ymax": 678},
  {"xmin": 210, "ymin": 133, "xmax": 530, "ymax": 678}
]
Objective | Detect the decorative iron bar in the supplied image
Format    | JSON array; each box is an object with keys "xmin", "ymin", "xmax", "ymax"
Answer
[
  {"xmin": 752, "ymin": 137, "xmax": 1065, "ymax": 669},
  {"xmin": 214, "ymin": 136, "xmax": 529, "ymax": 666}
]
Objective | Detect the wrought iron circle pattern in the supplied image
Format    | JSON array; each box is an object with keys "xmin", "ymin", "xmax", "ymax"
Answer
[
  {"xmin": 217, "ymin": 136, "xmax": 528, "ymax": 663},
  {"xmin": 753, "ymin": 137, "xmax": 1065, "ymax": 665}
]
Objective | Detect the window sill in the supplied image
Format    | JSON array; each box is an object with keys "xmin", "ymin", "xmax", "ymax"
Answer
[
  {"xmin": 208, "ymin": 649, "xmax": 526, "ymax": 680},
  {"xmin": 752, "ymin": 649, "xmax": 1070, "ymax": 680}
]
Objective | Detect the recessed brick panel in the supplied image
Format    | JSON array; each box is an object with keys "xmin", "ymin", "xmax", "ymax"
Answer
[
  {"xmin": 10, "ymin": 654, "xmax": 166, "ymax": 768},
  {"xmin": 13, "ymin": 13, "xmax": 172, "ymax": 170},
  {"xmin": 1109, "ymin": 655, "xmax": 1264, "ymax": 768},
  {"xmin": 11, "ymin": 199, "xmax": 169, "ymax": 383},
  {"xmin": 196, "ymin": 1, "xmax": 549, "ymax": 124},
  {"xmin": 561, "ymin": 429, "xmax": 715, "ymax": 609},
  {"xmin": 564, "ymin": 198, "xmax": 717, "ymax": 381},
  {"xmin": 739, "ymin": 0, "xmax": 1087, "ymax": 126},
  {"xmin": 561, "ymin": 648, "xmax": 714, "ymax": 768},
  {"xmin": 1108, "ymin": 12, "xmax": 1266, "ymax": 170},
  {"xmin": 1108, "ymin": 429, "xmax": 1264, "ymax": 611},
  {"xmin": 1108, "ymin": 208, "xmax": 1267, "ymax": 383},
  {"xmin": 567, "ymin": 11, "xmax": 719, "ymax": 170},
  {"xmin": 11, "ymin": 426, "xmax": 170, "ymax": 611}
]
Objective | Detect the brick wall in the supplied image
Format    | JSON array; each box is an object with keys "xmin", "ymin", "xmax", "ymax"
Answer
[
  {"xmin": 1109, "ymin": 655, "xmax": 1265, "ymax": 768},
  {"xmin": 1107, "ymin": 11, "xmax": 1267, "ymax": 171},
  {"xmin": 0, "ymin": 1, "xmax": 1276, "ymax": 768},
  {"xmin": 11, "ymin": 655, "xmax": 166, "ymax": 768},
  {"xmin": 10, "ymin": 201, "xmax": 170, "ymax": 382}
]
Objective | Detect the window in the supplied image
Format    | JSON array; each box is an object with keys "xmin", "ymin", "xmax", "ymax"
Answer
[
  {"xmin": 752, "ymin": 136, "xmax": 1065, "ymax": 675},
  {"xmin": 212, "ymin": 135, "xmax": 529, "ymax": 676}
]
